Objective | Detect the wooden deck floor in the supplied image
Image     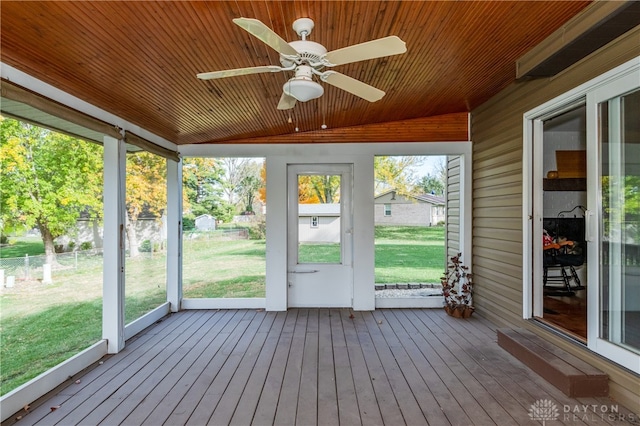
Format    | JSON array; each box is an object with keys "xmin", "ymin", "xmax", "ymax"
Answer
[{"xmin": 7, "ymin": 309, "xmax": 637, "ymax": 425}]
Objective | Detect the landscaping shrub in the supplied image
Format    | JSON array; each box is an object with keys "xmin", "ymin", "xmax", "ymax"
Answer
[
  {"xmin": 247, "ymin": 220, "xmax": 266, "ymax": 240},
  {"xmin": 139, "ymin": 239, "xmax": 152, "ymax": 252},
  {"xmin": 182, "ymin": 215, "xmax": 195, "ymax": 231}
]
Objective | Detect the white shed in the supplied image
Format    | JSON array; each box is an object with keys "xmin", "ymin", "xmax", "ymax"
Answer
[
  {"xmin": 195, "ymin": 214, "xmax": 217, "ymax": 231},
  {"xmin": 298, "ymin": 204, "xmax": 341, "ymax": 243}
]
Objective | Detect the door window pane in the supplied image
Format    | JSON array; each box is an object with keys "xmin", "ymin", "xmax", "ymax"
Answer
[
  {"xmin": 599, "ymin": 89, "xmax": 640, "ymax": 354},
  {"xmin": 297, "ymin": 174, "xmax": 341, "ymax": 264}
]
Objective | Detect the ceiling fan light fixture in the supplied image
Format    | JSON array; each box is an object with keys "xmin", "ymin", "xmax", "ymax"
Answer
[{"xmin": 283, "ymin": 78, "xmax": 324, "ymax": 102}]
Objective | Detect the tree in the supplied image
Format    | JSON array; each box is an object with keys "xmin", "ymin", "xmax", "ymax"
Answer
[
  {"xmin": 374, "ymin": 156, "xmax": 423, "ymax": 196},
  {"xmin": 0, "ymin": 117, "xmax": 103, "ymax": 264},
  {"xmin": 220, "ymin": 158, "xmax": 253, "ymax": 206},
  {"xmin": 298, "ymin": 175, "xmax": 340, "ymax": 204},
  {"xmin": 182, "ymin": 157, "xmax": 225, "ymax": 217},
  {"xmin": 297, "ymin": 176, "xmax": 321, "ymax": 204},
  {"xmin": 433, "ymin": 157, "xmax": 447, "ymax": 185},
  {"xmin": 216, "ymin": 158, "xmax": 265, "ymax": 217},
  {"xmin": 257, "ymin": 161, "xmax": 267, "ymax": 205},
  {"xmin": 125, "ymin": 151, "xmax": 167, "ymax": 256},
  {"xmin": 237, "ymin": 161, "xmax": 262, "ymax": 213},
  {"xmin": 417, "ymin": 173, "xmax": 445, "ymax": 196}
]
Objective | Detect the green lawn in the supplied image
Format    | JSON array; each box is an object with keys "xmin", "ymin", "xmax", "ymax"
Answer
[
  {"xmin": 0, "ymin": 237, "xmax": 45, "ymax": 258},
  {"xmin": 375, "ymin": 226, "xmax": 445, "ymax": 283},
  {"xmin": 297, "ymin": 226, "xmax": 445, "ymax": 282},
  {"xmin": 182, "ymin": 236, "xmax": 266, "ymax": 298},
  {"xmin": 0, "ymin": 225, "xmax": 444, "ymax": 395}
]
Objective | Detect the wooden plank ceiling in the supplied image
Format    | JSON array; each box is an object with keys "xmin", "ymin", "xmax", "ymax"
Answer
[{"xmin": 0, "ymin": 1, "xmax": 590, "ymax": 145}]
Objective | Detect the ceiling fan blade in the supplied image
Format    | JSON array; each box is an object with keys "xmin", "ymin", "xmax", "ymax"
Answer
[
  {"xmin": 323, "ymin": 36, "xmax": 407, "ymax": 66},
  {"xmin": 277, "ymin": 92, "xmax": 297, "ymax": 110},
  {"xmin": 321, "ymin": 71, "xmax": 385, "ymax": 102},
  {"xmin": 197, "ymin": 65, "xmax": 282, "ymax": 80},
  {"xmin": 233, "ymin": 18, "xmax": 299, "ymax": 56}
]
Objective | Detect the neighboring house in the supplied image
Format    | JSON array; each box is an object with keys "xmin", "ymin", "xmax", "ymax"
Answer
[
  {"xmin": 374, "ymin": 190, "xmax": 445, "ymax": 226},
  {"xmin": 195, "ymin": 214, "xmax": 216, "ymax": 231},
  {"xmin": 298, "ymin": 203, "xmax": 340, "ymax": 243},
  {"xmin": 63, "ymin": 213, "xmax": 166, "ymax": 251},
  {"xmin": 56, "ymin": 213, "xmax": 167, "ymax": 250},
  {"xmin": 70, "ymin": 217, "xmax": 103, "ymax": 249}
]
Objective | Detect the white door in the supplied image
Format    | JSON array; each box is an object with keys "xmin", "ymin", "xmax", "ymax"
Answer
[{"xmin": 287, "ymin": 164, "xmax": 353, "ymax": 307}]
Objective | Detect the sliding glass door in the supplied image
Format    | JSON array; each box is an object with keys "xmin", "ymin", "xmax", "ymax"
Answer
[{"xmin": 587, "ymin": 70, "xmax": 640, "ymax": 372}]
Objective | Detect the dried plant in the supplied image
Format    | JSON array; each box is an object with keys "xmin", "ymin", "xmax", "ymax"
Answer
[{"xmin": 441, "ymin": 253, "xmax": 474, "ymax": 316}]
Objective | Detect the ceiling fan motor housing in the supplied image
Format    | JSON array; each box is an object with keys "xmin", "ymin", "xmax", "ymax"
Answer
[{"xmin": 280, "ymin": 40, "xmax": 327, "ymax": 68}]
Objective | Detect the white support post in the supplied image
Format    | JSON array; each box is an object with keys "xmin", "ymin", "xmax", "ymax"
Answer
[
  {"xmin": 102, "ymin": 135, "xmax": 126, "ymax": 353},
  {"xmin": 166, "ymin": 158, "xmax": 182, "ymax": 312},
  {"xmin": 265, "ymin": 156, "xmax": 288, "ymax": 311}
]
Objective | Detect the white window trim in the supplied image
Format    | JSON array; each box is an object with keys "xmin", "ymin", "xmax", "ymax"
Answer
[
  {"xmin": 311, "ymin": 216, "xmax": 319, "ymax": 228},
  {"xmin": 384, "ymin": 203, "xmax": 392, "ymax": 216}
]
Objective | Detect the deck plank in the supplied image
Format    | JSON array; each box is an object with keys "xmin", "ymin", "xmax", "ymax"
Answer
[
  {"xmin": 206, "ymin": 311, "xmax": 277, "ymax": 426},
  {"xmin": 419, "ymin": 309, "xmax": 589, "ymax": 425},
  {"xmin": 414, "ymin": 309, "xmax": 538, "ymax": 424},
  {"xmin": 185, "ymin": 310, "xmax": 265, "ymax": 425},
  {"xmin": 381, "ymin": 309, "xmax": 475, "ymax": 426},
  {"xmin": 317, "ymin": 309, "xmax": 340, "ymax": 425},
  {"xmin": 331, "ymin": 310, "xmax": 361, "ymax": 426},
  {"xmin": 163, "ymin": 310, "xmax": 258, "ymax": 425},
  {"xmin": 251, "ymin": 310, "xmax": 298, "ymax": 425},
  {"xmin": 358, "ymin": 311, "xmax": 428, "ymax": 425},
  {"xmin": 6, "ymin": 309, "xmax": 636, "ymax": 426},
  {"xmin": 341, "ymin": 310, "xmax": 385, "ymax": 425},
  {"xmin": 24, "ymin": 310, "xmax": 201, "ymax": 426},
  {"xmin": 119, "ymin": 310, "xmax": 238, "ymax": 425},
  {"xmin": 396, "ymin": 309, "xmax": 519, "ymax": 425},
  {"xmin": 296, "ymin": 309, "xmax": 319, "ymax": 426},
  {"xmin": 79, "ymin": 310, "xmax": 217, "ymax": 425},
  {"xmin": 139, "ymin": 310, "xmax": 250, "ymax": 426},
  {"xmin": 350, "ymin": 312, "xmax": 406, "ymax": 425},
  {"xmin": 228, "ymin": 311, "xmax": 288, "ymax": 426},
  {"xmin": 401, "ymin": 309, "xmax": 522, "ymax": 425},
  {"xmin": 273, "ymin": 309, "xmax": 308, "ymax": 425}
]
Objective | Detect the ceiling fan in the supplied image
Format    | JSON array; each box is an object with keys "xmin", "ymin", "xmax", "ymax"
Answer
[{"xmin": 197, "ymin": 17, "xmax": 407, "ymax": 110}]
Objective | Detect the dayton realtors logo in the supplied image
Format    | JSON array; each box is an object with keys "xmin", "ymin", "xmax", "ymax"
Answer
[
  {"xmin": 529, "ymin": 399, "xmax": 559, "ymax": 425},
  {"xmin": 529, "ymin": 399, "xmax": 638, "ymax": 423}
]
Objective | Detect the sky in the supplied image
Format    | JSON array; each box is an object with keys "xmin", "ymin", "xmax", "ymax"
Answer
[{"xmin": 407, "ymin": 155, "xmax": 446, "ymax": 179}]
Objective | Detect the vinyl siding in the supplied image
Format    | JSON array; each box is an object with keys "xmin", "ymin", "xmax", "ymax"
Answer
[
  {"xmin": 446, "ymin": 155, "xmax": 461, "ymax": 260},
  {"xmin": 471, "ymin": 25, "xmax": 640, "ymax": 410}
]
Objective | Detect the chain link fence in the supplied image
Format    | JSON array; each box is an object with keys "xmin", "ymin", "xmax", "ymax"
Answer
[{"xmin": 0, "ymin": 249, "xmax": 103, "ymax": 282}]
